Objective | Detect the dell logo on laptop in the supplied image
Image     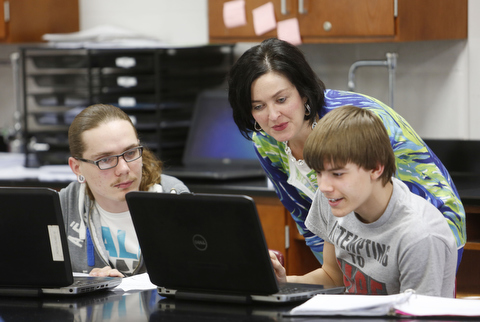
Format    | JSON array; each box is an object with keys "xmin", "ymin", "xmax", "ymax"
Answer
[{"xmin": 192, "ymin": 234, "xmax": 208, "ymax": 251}]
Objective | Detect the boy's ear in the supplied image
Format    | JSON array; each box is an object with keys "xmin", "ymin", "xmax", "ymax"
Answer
[
  {"xmin": 68, "ymin": 157, "xmax": 82, "ymax": 176},
  {"xmin": 370, "ymin": 164, "xmax": 385, "ymax": 181}
]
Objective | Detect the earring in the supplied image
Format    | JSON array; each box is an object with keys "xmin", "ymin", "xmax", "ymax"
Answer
[
  {"xmin": 254, "ymin": 121, "xmax": 262, "ymax": 132},
  {"xmin": 304, "ymin": 103, "xmax": 311, "ymax": 116},
  {"xmin": 77, "ymin": 174, "xmax": 85, "ymax": 183}
]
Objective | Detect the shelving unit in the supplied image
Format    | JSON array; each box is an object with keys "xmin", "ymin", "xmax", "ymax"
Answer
[{"xmin": 19, "ymin": 45, "xmax": 234, "ymax": 167}]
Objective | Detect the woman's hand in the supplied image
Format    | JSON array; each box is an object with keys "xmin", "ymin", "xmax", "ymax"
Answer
[
  {"xmin": 89, "ymin": 266, "xmax": 124, "ymax": 278},
  {"xmin": 269, "ymin": 250, "xmax": 287, "ymax": 284}
]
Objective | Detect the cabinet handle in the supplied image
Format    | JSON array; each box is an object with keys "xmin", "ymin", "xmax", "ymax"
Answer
[
  {"xmin": 281, "ymin": 0, "xmax": 289, "ymax": 15},
  {"xmin": 298, "ymin": 0, "xmax": 307, "ymax": 14},
  {"xmin": 4, "ymin": 1, "xmax": 10, "ymax": 22},
  {"xmin": 323, "ymin": 21, "xmax": 332, "ymax": 32}
]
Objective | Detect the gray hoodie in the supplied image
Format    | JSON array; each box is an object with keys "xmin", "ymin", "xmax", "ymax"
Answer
[{"xmin": 59, "ymin": 174, "xmax": 189, "ymax": 276}]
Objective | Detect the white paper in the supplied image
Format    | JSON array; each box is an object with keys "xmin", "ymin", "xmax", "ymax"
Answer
[
  {"xmin": 394, "ymin": 294, "xmax": 480, "ymax": 317},
  {"xmin": 114, "ymin": 273, "xmax": 157, "ymax": 292},
  {"xmin": 288, "ymin": 292, "xmax": 480, "ymax": 317},
  {"xmin": 289, "ymin": 293, "xmax": 409, "ymax": 316}
]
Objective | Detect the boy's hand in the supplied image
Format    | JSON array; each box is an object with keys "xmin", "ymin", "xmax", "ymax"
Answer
[
  {"xmin": 89, "ymin": 266, "xmax": 124, "ymax": 278},
  {"xmin": 269, "ymin": 250, "xmax": 287, "ymax": 284}
]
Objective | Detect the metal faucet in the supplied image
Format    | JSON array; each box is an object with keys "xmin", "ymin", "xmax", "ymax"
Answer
[{"xmin": 347, "ymin": 53, "xmax": 398, "ymax": 109}]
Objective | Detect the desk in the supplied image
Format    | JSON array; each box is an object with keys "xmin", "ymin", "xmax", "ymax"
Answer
[
  {"xmin": 0, "ymin": 164, "xmax": 479, "ymax": 296},
  {"xmin": 0, "ymin": 289, "xmax": 476, "ymax": 321}
]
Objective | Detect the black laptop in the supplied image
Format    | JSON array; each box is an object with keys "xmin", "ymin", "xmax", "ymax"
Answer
[
  {"xmin": 163, "ymin": 89, "xmax": 266, "ymax": 180},
  {"xmin": 126, "ymin": 192, "xmax": 345, "ymax": 304},
  {"xmin": 0, "ymin": 187, "xmax": 121, "ymax": 296}
]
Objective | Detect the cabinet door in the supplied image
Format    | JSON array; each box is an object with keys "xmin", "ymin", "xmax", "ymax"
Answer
[
  {"xmin": 209, "ymin": 0, "xmax": 394, "ymax": 42},
  {"xmin": 209, "ymin": 0, "xmax": 295, "ymax": 41},
  {"xmin": 209, "ymin": 0, "xmax": 467, "ymax": 43},
  {"xmin": 299, "ymin": 0, "xmax": 394, "ymax": 37},
  {"xmin": 0, "ymin": 1, "xmax": 6, "ymax": 40},
  {"xmin": 2, "ymin": 0, "xmax": 79, "ymax": 43}
]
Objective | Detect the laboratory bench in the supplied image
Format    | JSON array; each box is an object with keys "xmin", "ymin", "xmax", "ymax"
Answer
[
  {"xmin": 1, "ymin": 137, "xmax": 480, "ymax": 298},
  {"xmin": 1, "ymin": 172, "xmax": 479, "ymax": 298}
]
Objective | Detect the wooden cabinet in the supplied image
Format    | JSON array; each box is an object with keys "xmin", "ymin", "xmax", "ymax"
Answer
[
  {"xmin": 209, "ymin": 0, "xmax": 467, "ymax": 44},
  {"xmin": 0, "ymin": 1, "xmax": 5, "ymax": 40},
  {"xmin": 456, "ymin": 205, "xmax": 480, "ymax": 297},
  {"xmin": 252, "ymin": 196, "xmax": 320, "ymax": 276},
  {"xmin": 0, "ymin": 0, "xmax": 79, "ymax": 43}
]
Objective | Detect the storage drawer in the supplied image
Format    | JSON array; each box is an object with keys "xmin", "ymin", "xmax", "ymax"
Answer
[
  {"xmin": 26, "ymin": 115, "xmax": 69, "ymax": 132},
  {"xmin": 98, "ymin": 74, "xmax": 155, "ymax": 93},
  {"xmin": 31, "ymin": 55, "xmax": 88, "ymax": 69},
  {"xmin": 30, "ymin": 93, "xmax": 89, "ymax": 108},
  {"xmin": 93, "ymin": 94, "xmax": 156, "ymax": 109},
  {"xmin": 30, "ymin": 74, "xmax": 89, "ymax": 88},
  {"xmin": 30, "ymin": 93, "xmax": 90, "ymax": 108},
  {"xmin": 93, "ymin": 53, "xmax": 154, "ymax": 71},
  {"xmin": 29, "ymin": 108, "xmax": 83, "ymax": 127}
]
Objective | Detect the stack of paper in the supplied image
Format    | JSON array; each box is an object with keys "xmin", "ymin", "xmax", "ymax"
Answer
[
  {"xmin": 287, "ymin": 292, "xmax": 480, "ymax": 317},
  {"xmin": 42, "ymin": 25, "xmax": 169, "ymax": 49}
]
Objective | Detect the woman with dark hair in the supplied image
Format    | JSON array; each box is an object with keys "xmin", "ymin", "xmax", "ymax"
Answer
[
  {"xmin": 60, "ymin": 104, "xmax": 189, "ymax": 277},
  {"xmin": 228, "ymin": 38, "xmax": 465, "ymax": 269}
]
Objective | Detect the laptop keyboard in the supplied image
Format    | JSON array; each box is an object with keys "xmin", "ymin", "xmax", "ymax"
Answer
[{"xmin": 277, "ymin": 284, "xmax": 322, "ymax": 294}]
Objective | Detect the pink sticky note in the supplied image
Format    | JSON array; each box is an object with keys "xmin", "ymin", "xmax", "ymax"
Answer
[
  {"xmin": 223, "ymin": 0, "xmax": 247, "ymax": 29},
  {"xmin": 277, "ymin": 18, "xmax": 302, "ymax": 45},
  {"xmin": 252, "ymin": 2, "xmax": 276, "ymax": 36}
]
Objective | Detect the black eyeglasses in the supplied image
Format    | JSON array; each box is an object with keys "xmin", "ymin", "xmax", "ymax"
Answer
[{"xmin": 76, "ymin": 146, "xmax": 143, "ymax": 170}]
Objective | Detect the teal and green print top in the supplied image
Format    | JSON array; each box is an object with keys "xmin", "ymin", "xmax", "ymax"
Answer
[{"xmin": 253, "ymin": 90, "xmax": 466, "ymax": 264}]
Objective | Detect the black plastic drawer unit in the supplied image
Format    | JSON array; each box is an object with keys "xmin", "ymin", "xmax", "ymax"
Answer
[{"xmin": 20, "ymin": 45, "xmax": 234, "ymax": 167}]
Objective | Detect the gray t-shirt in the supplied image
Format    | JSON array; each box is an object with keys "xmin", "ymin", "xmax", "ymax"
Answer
[{"xmin": 305, "ymin": 177, "xmax": 457, "ymax": 297}]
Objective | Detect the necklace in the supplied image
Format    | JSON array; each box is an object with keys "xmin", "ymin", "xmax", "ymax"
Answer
[
  {"xmin": 283, "ymin": 120, "xmax": 317, "ymax": 166},
  {"xmin": 283, "ymin": 142, "xmax": 304, "ymax": 165}
]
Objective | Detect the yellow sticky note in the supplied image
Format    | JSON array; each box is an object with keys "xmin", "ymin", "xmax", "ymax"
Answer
[
  {"xmin": 252, "ymin": 2, "xmax": 276, "ymax": 36},
  {"xmin": 223, "ymin": 0, "xmax": 247, "ymax": 29},
  {"xmin": 277, "ymin": 18, "xmax": 302, "ymax": 45}
]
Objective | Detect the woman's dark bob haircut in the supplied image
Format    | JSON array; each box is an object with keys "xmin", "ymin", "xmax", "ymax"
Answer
[{"xmin": 227, "ymin": 38, "xmax": 326, "ymax": 140}]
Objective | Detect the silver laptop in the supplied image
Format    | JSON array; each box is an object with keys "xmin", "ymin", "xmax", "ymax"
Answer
[
  {"xmin": 126, "ymin": 192, "xmax": 345, "ymax": 304},
  {"xmin": 163, "ymin": 89, "xmax": 266, "ymax": 180},
  {"xmin": 0, "ymin": 187, "xmax": 121, "ymax": 296}
]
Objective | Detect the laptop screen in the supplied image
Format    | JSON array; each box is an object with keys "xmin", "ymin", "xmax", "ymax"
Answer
[{"xmin": 182, "ymin": 89, "xmax": 259, "ymax": 166}]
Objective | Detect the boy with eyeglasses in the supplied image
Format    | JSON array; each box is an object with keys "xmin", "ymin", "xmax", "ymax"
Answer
[
  {"xmin": 60, "ymin": 104, "xmax": 189, "ymax": 277},
  {"xmin": 270, "ymin": 105, "xmax": 457, "ymax": 297}
]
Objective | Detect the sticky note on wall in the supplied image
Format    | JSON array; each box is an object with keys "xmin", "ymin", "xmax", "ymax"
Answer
[
  {"xmin": 277, "ymin": 18, "xmax": 302, "ymax": 45},
  {"xmin": 223, "ymin": 0, "xmax": 247, "ymax": 28},
  {"xmin": 252, "ymin": 2, "xmax": 276, "ymax": 36}
]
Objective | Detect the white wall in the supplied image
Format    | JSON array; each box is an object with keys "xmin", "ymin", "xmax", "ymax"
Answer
[
  {"xmin": 468, "ymin": 0, "xmax": 480, "ymax": 139},
  {"xmin": 302, "ymin": 40, "xmax": 470, "ymax": 139}
]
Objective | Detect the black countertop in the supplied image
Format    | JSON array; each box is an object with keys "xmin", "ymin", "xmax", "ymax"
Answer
[
  {"xmin": 449, "ymin": 174, "xmax": 480, "ymax": 206},
  {"xmin": 0, "ymin": 289, "xmax": 476, "ymax": 321}
]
